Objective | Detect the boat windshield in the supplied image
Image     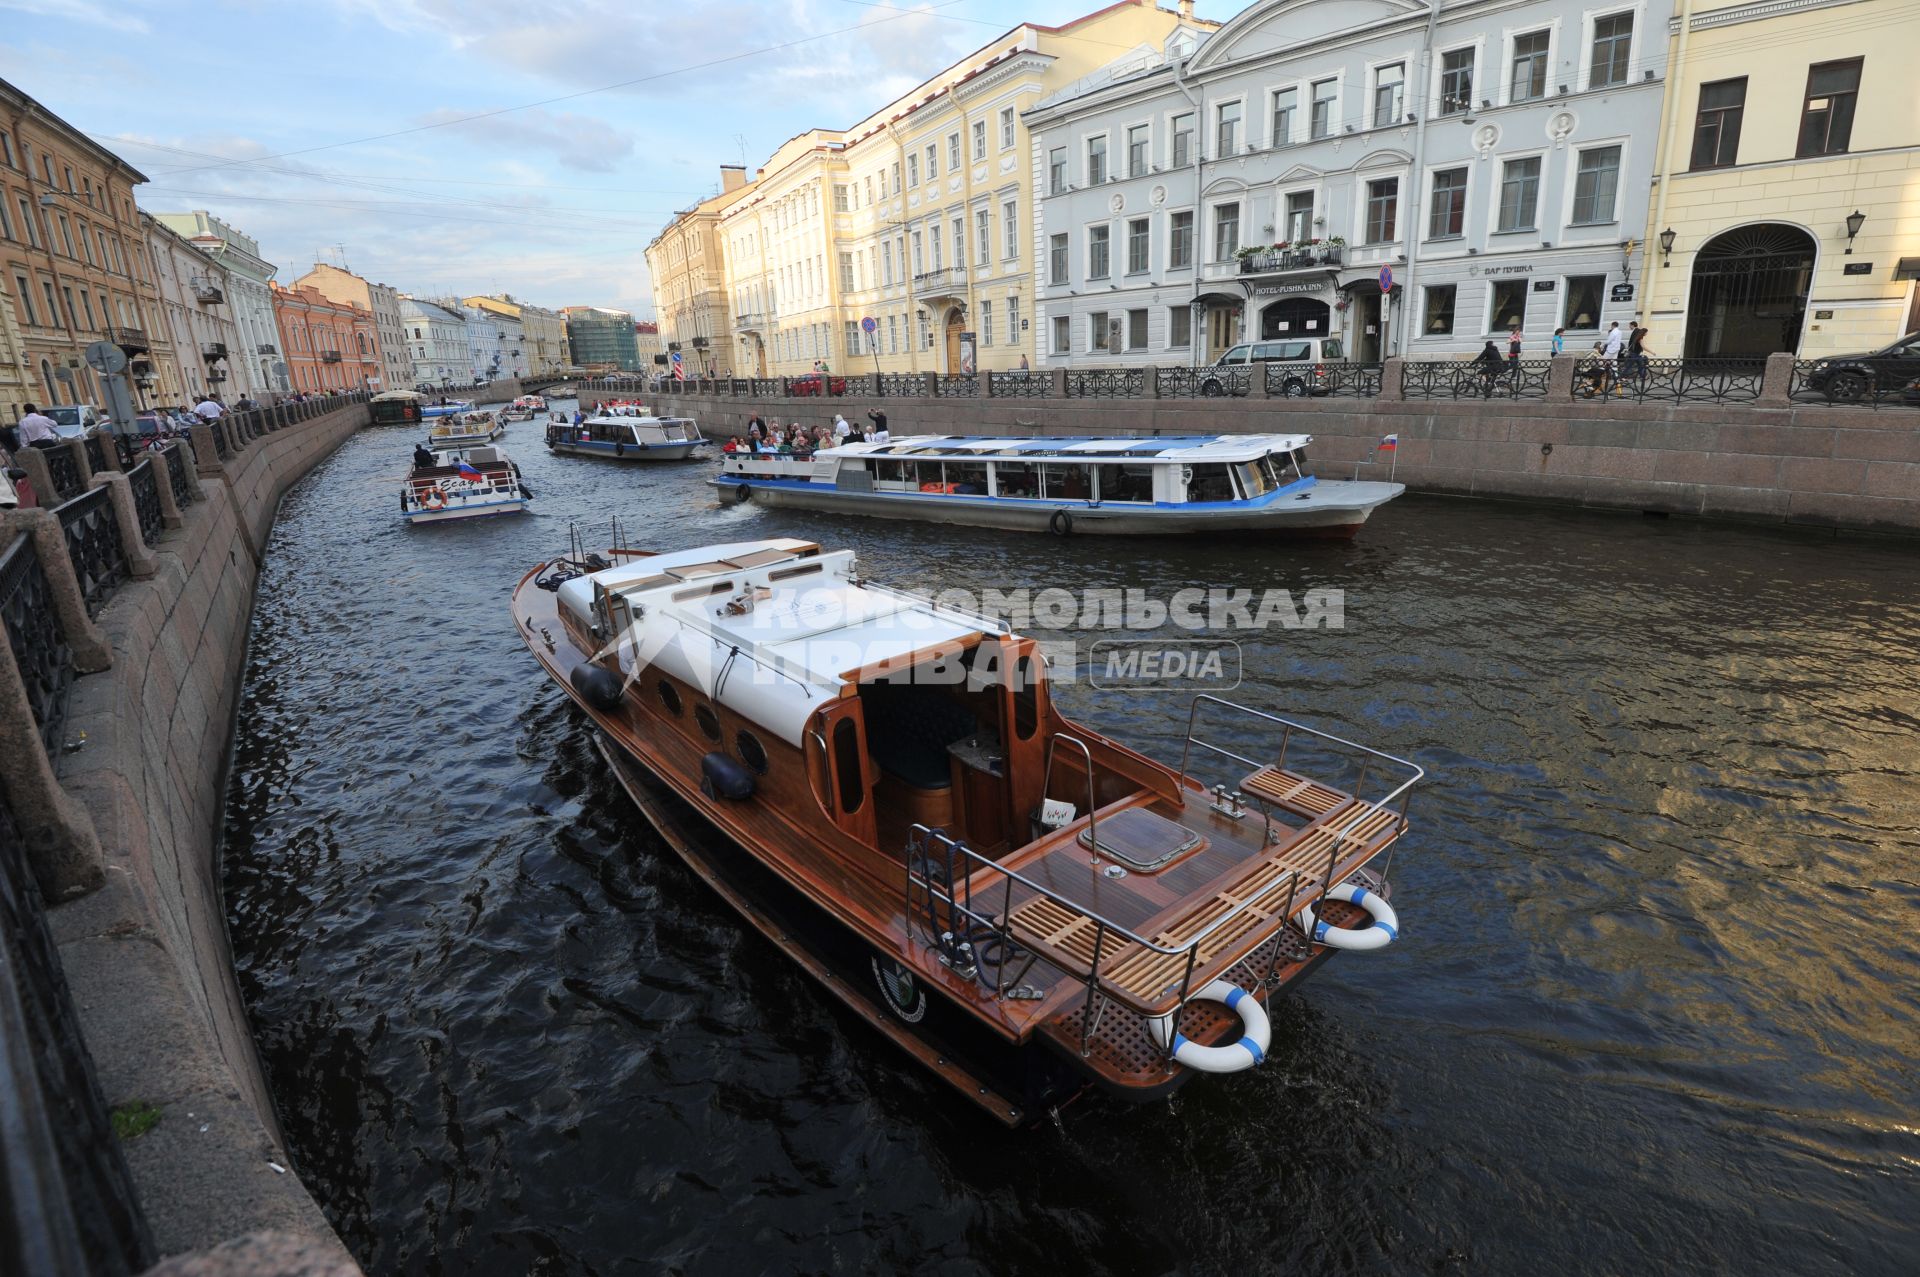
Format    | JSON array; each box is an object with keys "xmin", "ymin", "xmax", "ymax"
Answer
[{"xmin": 1187, "ymin": 463, "xmax": 1234, "ymax": 503}]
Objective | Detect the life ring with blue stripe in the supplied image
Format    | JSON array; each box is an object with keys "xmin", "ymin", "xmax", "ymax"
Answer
[
  {"xmin": 1147, "ymin": 978, "xmax": 1270, "ymax": 1074},
  {"xmin": 1302, "ymin": 881, "xmax": 1399, "ymax": 951}
]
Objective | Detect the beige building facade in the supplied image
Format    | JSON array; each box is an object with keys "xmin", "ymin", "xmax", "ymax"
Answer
[
  {"xmin": 1640, "ymin": 0, "xmax": 1920, "ymax": 359},
  {"xmin": 646, "ymin": 167, "xmax": 750, "ymax": 375},
  {"xmin": 297, "ymin": 262, "xmax": 410, "ymax": 390},
  {"xmin": 463, "ymin": 293, "xmax": 568, "ymax": 374},
  {"xmin": 144, "ymin": 213, "xmax": 242, "ymax": 404}
]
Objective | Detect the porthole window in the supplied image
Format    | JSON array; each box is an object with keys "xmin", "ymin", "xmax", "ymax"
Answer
[
  {"xmin": 694, "ymin": 703, "xmax": 722, "ymax": 742},
  {"xmin": 656, "ymin": 678, "xmax": 683, "ymax": 716},
  {"xmin": 736, "ymin": 729, "xmax": 769, "ymax": 773}
]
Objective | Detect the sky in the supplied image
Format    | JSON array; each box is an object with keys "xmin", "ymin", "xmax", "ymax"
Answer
[{"xmin": 0, "ymin": 0, "xmax": 1157, "ymax": 317}]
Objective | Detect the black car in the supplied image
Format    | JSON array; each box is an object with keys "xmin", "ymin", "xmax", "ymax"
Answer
[{"xmin": 1801, "ymin": 331, "xmax": 1920, "ymax": 402}]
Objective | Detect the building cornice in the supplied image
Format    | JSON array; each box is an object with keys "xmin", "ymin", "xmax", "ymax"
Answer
[{"xmin": 1669, "ymin": 0, "xmax": 1872, "ymax": 32}]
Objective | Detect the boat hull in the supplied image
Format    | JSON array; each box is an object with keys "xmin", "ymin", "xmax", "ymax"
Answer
[
  {"xmin": 403, "ymin": 498, "xmax": 528, "ymax": 524},
  {"xmin": 426, "ymin": 427, "xmax": 504, "ymax": 448},
  {"xmin": 710, "ymin": 476, "xmax": 1397, "ymax": 536},
  {"xmin": 547, "ymin": 438, "xmax": 707, "ymax": 462}
]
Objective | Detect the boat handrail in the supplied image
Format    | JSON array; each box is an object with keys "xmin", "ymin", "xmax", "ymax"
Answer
[
  {"xmin": 1040, "ymin": 733, "xmax": 1101, "ymax": 870},
  {"xmin": 851, "ymin": 579, "xmax": 1012, "ymax": 637}
]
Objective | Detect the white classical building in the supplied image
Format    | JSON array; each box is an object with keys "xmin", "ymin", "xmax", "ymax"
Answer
[
  {"xmin": 143, "ymin": 214, "xmax": 244, "ymax": 402},
  {"xmin": 458, "ymin": 303, "xmax": 502, "ymax": 380},
  {"xmin": 399, "ymin": 297, "xmax": 469, "ymax": 387},
  {"xmin": 153, "ymin": 211, "xmax": 275, "ymax": 397},
  {"xmin": 493, "ymin": 310, "xmax": 526, "ymax": 377}
]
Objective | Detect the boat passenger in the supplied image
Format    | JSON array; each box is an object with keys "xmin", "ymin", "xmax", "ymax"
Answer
[
  {"xmin": 832, "ymin": 414, "xmax": 851, "ymax": 441},
  {"xmin": 413, "ymin": 443, "xmax": 435, "ymax": 468},
  {"xmin": 865, "ymin": 408, "xmax": 887, "ymax": 437}
]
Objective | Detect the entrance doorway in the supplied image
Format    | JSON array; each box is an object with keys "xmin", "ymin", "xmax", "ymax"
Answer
[
  {"xmin": 1260, "ymin": 297, "xmax": 1330, "ymax": 340},
  {"xmin": 944, "ymin": 308, "xmax": 964, "ymax": 372},
  {"xmin": 1684, "ymin": 224, "xmax": 1815, "ymax": 358},
  {"xmin": 1204, "ymin": 303, "xmax": 1241, "ymax": 360}
]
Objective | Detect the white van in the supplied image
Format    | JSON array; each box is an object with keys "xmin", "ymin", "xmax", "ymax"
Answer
[
  {"xmin": 1201, "ymin": 337, "xmax": 1347, "ymax": 398},
  {"xmin": 43, "ymin": 404, "xmax": 107, "ymax": 439}
]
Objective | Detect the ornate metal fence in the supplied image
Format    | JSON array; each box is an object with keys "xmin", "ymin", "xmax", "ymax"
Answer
[
  {"xmin": 53, "ymin": 488, "xmax": 127, "ymax": 618},
  {"xmin": 1065, "ymin": 368, "xmax": 1146, "ymax": 399},
  {"xmin": 935, "ymin": 375, "xmax": 979, "ymax": 398},
  {"xmin": 0, "ymin": 533, "xmax": 74, "ymax": 756},
  {"xmin": 1, "ymin": 790, "xmax": 156, "ymax": 1276},
  {"xmin": 42, "ymin": 447, "xmax": 83, "ymax": 503},
  {"xmin": 878, "ymin": 374, "xmax": 922, "ymax": 398},
  {"xmin": 82, "ymin": 435, "xmax": 107, "ymax": 477},
  {"xmin": 1160, "ymin": 366, "xmax": 1251, "ymax": 398},
  {"xmin": 125, "ymin": 460, "xmax": 163, "ymax": 548},
  {"xmin": 162, "ymin": 443, "xmax": 193, "ymax": 508},
  {"xmin": 1614, "ymin": 358, "xmax": 1767, "ymax": 404},
  {"xmin": 1316, "ymin": 362, "xmax": 1386, "ymax": 398},
  {"xmin": 111, "ymin": 433, "xmax": 138, "ymax": 470},
  {"xmin": 1402, "ymin": 358, "xmax": 1552, "ymax": 400},
  {"xmin": 989, "ymin": 371, "xmax": 1046, "ymax": 398},
  {"xmin": 211, "ymin": 420, "xmax": 232, "ymax": 461}
]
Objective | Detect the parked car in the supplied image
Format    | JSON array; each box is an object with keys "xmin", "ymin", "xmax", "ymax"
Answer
[
  {"xmin": 43, "ymin": 404, "xmax": 107, "ymax": 438},
  {"xmin": 1201, "ymin": 337, "xmax": 1348, "ymax": 397},
  {"xmin": 1800, "ymin": 331, "xmax": 1920, "ymax": 402},
  {"xmin": 789, "ymin": 372, "xmax": 848, "ymax": 397}
]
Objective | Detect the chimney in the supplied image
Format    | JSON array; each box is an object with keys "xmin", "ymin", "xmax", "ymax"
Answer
[
  {"xmin": 720, "ymin": 165, "xmax": 747, "ymax": 193},
  {"xmin": 1178, "ymin": 0, "xmax": 1194, "ymax": 17}
]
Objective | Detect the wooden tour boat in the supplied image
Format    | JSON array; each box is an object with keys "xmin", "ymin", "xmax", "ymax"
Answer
[
  {"xmin": 711, "ymin": 434, "xmax": 1402, "ymax": 537},
  {"xmin": 512, "ymin": 535, "xmax": 1422, "ymax": 1123},
  {"xmin": 426, "ymin": 410, "xmax": 504, "ymax": 450},
  {"xmin": 403, "ymin": 444, "xmax": 532, "ymax": 524},
  {"xmin": 546, "ymin": 402, "xmax": 707, "ymax": 461}
]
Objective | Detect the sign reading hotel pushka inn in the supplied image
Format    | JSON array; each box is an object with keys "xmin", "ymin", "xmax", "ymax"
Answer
[{"xmin": 1252, "ymin": 281, "xmax": 1325, "ymax": 296}]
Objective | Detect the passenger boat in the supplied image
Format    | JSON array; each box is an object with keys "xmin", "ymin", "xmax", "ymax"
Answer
[
  {"xmin": 711, "ymin": 434, "xmax": 1401, "ymax": 537},
  {"xmin": 512, "ymin": 536, "xmax": 1421, "ymax": 1122},
  {"xmin": 421, "ymin": 399, "xmax": 472, "ymax": 419},
  {"xmin": 369, "ymin": 389, "xmax": 424, "ymax": 427},
  {"xmin": 545, "ymin": 402, "xmax": 707, "ymax": 461},
  {"xmin": 501, "ymin": 394, "xmax": 548, "ymax": 422},
  {"xmin": 402, "ymin": 444, "xmax": 531, "ymax": 524},
  {"xmin": 426, "ymin": 410, "xmax": 503, "ymax": 450}
]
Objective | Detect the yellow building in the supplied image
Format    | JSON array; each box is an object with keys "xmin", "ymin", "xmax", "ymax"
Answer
[
  {"xmin": 0, "ymin": 274, "xmax": 28, "ymax": 423},
  {"xmin": 1641, "ymin": 0, "xmax": 1920, "ymax": 359},
  {"xmin": 462, "ymin": 293, "xmax": 568, "ymax": 373},
  {"xmin": 708, "ymin": 0, "xmax": 1210, "ymax": 379},
  {"xmin": 646, "ymin": 167, "xmax": 751, "ymax": 376}
]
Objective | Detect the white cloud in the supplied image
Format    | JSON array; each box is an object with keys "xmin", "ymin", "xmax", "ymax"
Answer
[
  {"xmin": 0, "ymin": 0, "xmax": 148, "ymax": 34},
  {"xmin": 411, "ymin": 106, "xmax": 635, "ymax": 173}
]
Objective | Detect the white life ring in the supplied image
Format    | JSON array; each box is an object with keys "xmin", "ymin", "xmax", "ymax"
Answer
[
  {"xmin": 1301, "ymin": 881, "xmax": 1400, "ymax": 951},
  {"xmin": 1147, "ymin": 978, "xmax": 1270, "ymax": 1073}
]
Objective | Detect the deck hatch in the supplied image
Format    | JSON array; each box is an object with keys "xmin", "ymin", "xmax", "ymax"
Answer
[{"xmin": 1074, "ymin": 807, "xmax": 1204, "ymax": 871}]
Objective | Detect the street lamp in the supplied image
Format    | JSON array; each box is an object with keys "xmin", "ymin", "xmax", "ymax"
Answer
[
  {"xmin": 1844, "ymin": 210, "xmax": 1866, "ymax": 254},
  {"xmin": 1658, "ymin": 227, "xmax": 1677, "ymax": 264}
]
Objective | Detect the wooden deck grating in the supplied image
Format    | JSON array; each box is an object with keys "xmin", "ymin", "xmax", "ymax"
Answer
[{"xmin": 1241, "ymin": 766, "xmax": 1352, "ymax": 818}]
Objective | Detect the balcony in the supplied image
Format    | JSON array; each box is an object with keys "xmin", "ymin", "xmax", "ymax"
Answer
[
  {"xmin": 193, "ymin": 283, "xmax": 225, "ymax": 305},
  {"xmin": 202, "ymin": 341, "xmax": 228, "ymax": 360},
  {"xmin": 1237, "ymin": 245, "xmax": 1344, "ymax": 276},
  {"xmin": 257, "ymin": 342, "xmax": 277, "ymax": 355},
  {"xmin": 207, "ymin": 369, "xmax": 228, "ymax": 383},
  {"xmin": 110, "ymin": 326, "xmax": 150, "ymax": 354},
  {"xmin": 735, "ymin": 310, "xmax": 769, "ymax": 332},
  {"xmin": 912, "ymin": 266, "xmax": 968, "ymax": 300},
  {"xmin": 321, "ymin": 350, "xmax": 343, "ymax": 364}
]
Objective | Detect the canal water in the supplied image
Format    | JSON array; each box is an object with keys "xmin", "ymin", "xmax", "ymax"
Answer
[{"xmin": 222, "ymin": 402, "xmax": 1920, "ymax": 1276}]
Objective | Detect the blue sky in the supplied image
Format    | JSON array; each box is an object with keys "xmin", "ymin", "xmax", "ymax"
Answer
[{"xmin": 0, "ymin": 0, "xmax": 1154, "ymax": 315}]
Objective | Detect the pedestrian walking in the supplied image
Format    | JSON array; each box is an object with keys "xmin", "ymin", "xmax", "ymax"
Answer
[
  {"xmin": 1472, "ymin": 341, "xmax": 1505, "ymax": 397},
  {"xmin": 832, "ymin": 414, "xmax": 851, "ymax": 442},
  {"xmin": 193, "ymin": 396, "xmax": 225, "ymax": 422},
  {"xmin": 1507, "ymin": 325, "xmax": 1524, "ymax": 367},
  {"xmin": 1601, "ymin": 322, "xmax": 1625, "ymax": 360},
  {"xmin": 17, "ymin": 404, "xmax": 59, "ymax": 448},
  {"xmin": 1551, "ymin": 328, "xmax": 1565, "ymax": 356}
]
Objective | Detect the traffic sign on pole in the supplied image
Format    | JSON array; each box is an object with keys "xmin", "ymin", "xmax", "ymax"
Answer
[{"xmin": 1378, "ymin": 265, "xmax": 1394, "ymax": 293}]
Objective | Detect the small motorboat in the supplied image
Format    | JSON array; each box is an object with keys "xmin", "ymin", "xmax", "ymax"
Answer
[
  {"xmin": 501, "ymin": 394, "xmax": 547, "ymax": 422},
  {"xmin": 426, "ymin": 410, "xmax": 503, "ymax": 450},
  {"xmin": 402, "ymin": 444, "xmax": 531, "ymax": 524},
  {"xmin": 545, "ymin": 402, "xmax": 706, "ymax": 461},
  {"xmin": 421, "ymin": 399, "xmax": 472, "ymax": 419}
]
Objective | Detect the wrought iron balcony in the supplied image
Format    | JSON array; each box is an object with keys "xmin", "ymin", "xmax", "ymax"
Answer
[
  {"xmin": 735, "ymin": 310, "xmax": 769, "ymax": 330},
  {"xmin": 207, "ymin": 369, "xmax": 227, "ymax": 382},
  {"xmin": 320, "ymin": 350, "xmax": 343, "ymax": 363},
  {"xmin": 257, "ymin": 342, "xmax": 277, "ymax": 355},
  {"xmin": 109, "ymin": 327, "xmax": 150, "ymax": 354},
  {"xmin": 201, "ymin": 341, "xmax": 228, "ymax": 360},
  {"xmin": 193, "ymin": 284, "xmax": 225, "ymax": 305},
  {"xmin": 1237, "ymin": 245, "xmax": 1344, "ymax": 275},
  {"xmin": 912, "ymin": 266, "xmax": 968, "ymax": 298}
]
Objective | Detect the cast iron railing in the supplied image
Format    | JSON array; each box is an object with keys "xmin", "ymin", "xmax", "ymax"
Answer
[
  {"xmin": 0, "ymin": 533, "xmax": 74, "ymax": 756},
  {"xmin": 82, "ymin": 435, "xmax": 107, "ymax": 477},
  {"xmin": 1402, "ymin": 358, "xmax": 1553, "ymax": 400},
  {"xmin": 935, "ymin": 375, "xmax": 979, "ymax": 398},
  {"xmin": 1066, "ymin": 368, "xmax": 1146, "ymax": 399},
  {"xmin": 878, "ymin": 374, "xmax": 922, "ymax": 398},
  {"xmin": 1161, "ymin": 366, "xmax": 1252, "ymax": 398},
  {"xmin": 0, "ymin": 791, "xmax": 156, "ymax": 1276},
  {"xmin": 990, "ymin": 371, "xmax": 1046, "ymax": 398},
  {"xmin": 53, "ymin": 487, "xmax": 127, "ymax": 617},
  {"xmin": 211, "ymin": 420, "xmax": 232, "ymax": 460},
  {"xmin": 1313, "ymin": 362, "xmax": 1386, "ymax": 398},
  {"xmin": 162, "ymin": 442, "xmax": 193, "ymax": 508},
  {"xmin": 126, "ymin": 460, "xmax": 163, "ymax": 548},
  {"xmin": 1611, "ymin": 358, "xmax": 1766, "ymax": 404},
  {"xmin": 42, "ymin": 447, "xmax": 83, "ymax": 503}
]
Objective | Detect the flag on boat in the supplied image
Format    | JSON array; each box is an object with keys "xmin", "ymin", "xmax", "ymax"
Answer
[
  {"xmin": 1377, "ymin": 434, "xmax": 1398, "ymax": 452},
  {"xmin": 457, "ymin": 459, "xmax": 484, "ymax": 482}
]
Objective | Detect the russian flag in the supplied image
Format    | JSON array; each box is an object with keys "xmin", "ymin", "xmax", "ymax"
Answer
[
  {"xmin": 1377, "ymin": 433, "xmax": 1399, "ymax": 452},
  {"xmin": 458, "ymin": 459, "xmax": 484, "ymax": 482}
]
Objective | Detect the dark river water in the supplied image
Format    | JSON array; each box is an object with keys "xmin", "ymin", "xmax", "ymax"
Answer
[{"xmin": 222, "ymin": 402, "xmax": 1920, "ymax": 1276}]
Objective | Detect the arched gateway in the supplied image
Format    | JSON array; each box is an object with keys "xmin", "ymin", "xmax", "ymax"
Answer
[{"xmin": 1684, "ymin": 224, "xmax": 1816, "ymax": 359}]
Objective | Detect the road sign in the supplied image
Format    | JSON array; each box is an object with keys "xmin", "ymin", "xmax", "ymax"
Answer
[
  {"xmin": 1378, "ymin": 265, "xmax": 1394, "ymax": 292},
  {"xmin": 84, "ymin": 340, "xmax": 128, "ymax": 375},
  {"xmin": 860, "ymin": 316, "xmax": 877, "ymax": 334}
]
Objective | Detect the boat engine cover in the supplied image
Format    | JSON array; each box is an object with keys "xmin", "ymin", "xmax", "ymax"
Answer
[
  {"xmin": 570, "ymin": 663, "xmax": 625, "ymax": 712},
  {"xmin": 700, "ymin": 752, "xmax": 756, "ymax": 801}
]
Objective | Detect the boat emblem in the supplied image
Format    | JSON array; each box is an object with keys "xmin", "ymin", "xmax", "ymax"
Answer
[{"xmin": 871, "ymin": 957, "xmax": 928, "ymax": 1023}]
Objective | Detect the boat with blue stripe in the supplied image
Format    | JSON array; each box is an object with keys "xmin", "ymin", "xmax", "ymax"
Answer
[
  {"xmin": 546, "ymin": 402, "xmax": 708, "ymax": 461},
  {"xmin": 710, "ymin": 433, "xmax": 1401, "ymax": 537},
  {"xmin": 420, "ymin": 399, "xmax": 472, "ymax": 419}
]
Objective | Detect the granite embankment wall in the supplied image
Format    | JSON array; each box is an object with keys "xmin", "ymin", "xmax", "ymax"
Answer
[
  {"xmin": 28, "ymin": 400, "xmax": 391, "ymax": 1271},
  {"xmin": 603, "ymin": 371, "xmax": 1920, "ymax": 535}
]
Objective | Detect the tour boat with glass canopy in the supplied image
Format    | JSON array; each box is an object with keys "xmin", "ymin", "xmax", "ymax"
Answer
[
  {"xmin": 513, "ymin": 535, "xmax": 1421, "ymax": 1122},
  {"xmin": 502, "ymin": 394, "xmax": 548, "ymax": 422},
  {"xmin": 426, "ymin": 410, "xmax": 503, "ymax": 449},
  {"xmin": 711, "ymin": 434, "xmax": 1401, "ymax": 536},
  {"xmin": 546, "ymin": 401, "xmax": 707, "ymax": 461},
  {"xmin": 420, "ymin": 398, "xmax": 472, "ymax": 419},
  {"xmin": 402, "ymin": 444, "xmax": 532, "ymax": 524}
]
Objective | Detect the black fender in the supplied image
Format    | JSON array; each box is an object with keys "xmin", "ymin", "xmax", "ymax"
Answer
[
  {"xmin": 700, "ymin": 751, "xmax": 756, "ymax": 801},
  {"xmin": 1049, "ymin": 508, "xmax": 1073, "ymax": 536},
  {"xmin": 569, "ymin": 663, "xmax": 625, "ymax": 712},
  {"xmin": 733, "ymin": 483, "xmax": 752, "ymax": 504}
]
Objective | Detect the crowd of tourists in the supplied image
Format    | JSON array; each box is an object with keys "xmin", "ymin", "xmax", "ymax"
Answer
[{"xmin": 721, "ymin": 409, "xmax": 893, "ymax": 457}]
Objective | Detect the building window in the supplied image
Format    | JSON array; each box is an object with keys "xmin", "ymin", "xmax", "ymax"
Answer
[
  {"xmin": 1087, "ymin": 136, "xmax": 1108, "ymax": 184},
  {"xmin": 976, "ymin": 209, "xmax": 991, "ymax": 265},
  {"xmin": 981, "ymin": 300, "xmax": 993, "ymax": 346},
  {"xmin": 0, "ymin": 131, "xmax": 13, "ymax": 168},
  {"xmin": 1571, "ymin": 146, "xmax": 1621, "ymax": 225},
  {"xmin": 1589, "ymin": 14, "xmax": 1633, "ymax": 89},
  {"xmin": 1088, "ymin": 224, "xmax": 1111, "ymax": 279},
  {"xmin": 930, "ymin": 224, "xmax": 943, "ymax": 270},
  {"xmin": 1490, "ymin": 280, "xmax": 1528, "ymax": 332},
  {"xmin": 925, "ymin": 143, "xmax": 938, "ymax": 179},
  {"xmin": 890, "ymin": 161, "xmax": 901, "ymax": 193},
  {"xmin": 972, "ymin": 120, "xmax": 986, "ymax": 161},
  {"xmin": 1798, "ymin": 59, "xmax": 1861, "ymax": 157},
  {"xmin": 952, "ymin": 217, "xmax": 965, "ymax": 269},
  {"xmin": 882, "ymin": 240, "xmax": 894, "ymax": 285},
  {"xmin": 1048, "ymin": 147, "xmax": 1066, "ymax": 194},
  {"xmin": 1284, "ymin": 191, "xmax": 1313, "ymax": 243},
  {"xmin": 888, "ymin": 315, "xmax": 898, "ymax": 353},
  {"xmin": 1497, "ymin": 156, "xmax": 1541, "ymax": 232},
  {"xmin": 1691, "ymin": 78, "xmax": 1747, "ymax": 170},
  {"xmin": 1212, "ymin": 203, "xmax": 1240, "ymax": 260},
  {"xmin": 833, "ymin": 184, "xmax": 849, "ymax": 212},
  {"xmin": 1000, "ymin": 107, "xmax": 1015, "ymax": 149},
  {"xmin": 1127, "ymin": 124, "xmax": 1150, "ymax": 177},
  {"xmin": 1365, "ymin": 178, "xmax": 1399, "ymax": 244},
  {"xmin": 1563, "ymin": 276, "xmax": 1606, "ymax": 330},
  {"xmin": 1374, "ymin": 63, "xmax": 1404, "ymax": 128},
  {"xmin": 1216, "ymin": 101, "xmax": 1241, "ymax": 156},
  {"xmin": 1002, "ymin": 202, "xmax": 1019, "ymax": 259},
  {"xmin": 1127, "ymin": 309, "xmax": 1148, "ymax": 350},
  {"xmin": 1170, "ymin": 210, "xmax": 1194, "ymax": 268},
  {"xmin": 13, "ymin": 275, "xmax": 34, "ymax": 325},
  {"xmin": 912, "ymin": 231, "xmax": 924, "ymax": 274},
  {"xmin": 1008, "ymin": 294, "xmax": 1020, "ymax": 344},
  {"xmin": 1428, "ymin": 168, "xmax": 1467, "ymax": 238},
  {"xmin": 1169, "ymin": 306, "xmax": 1192, "ymax": 347},
  {"xmin": 1052, "ymin": 314, "xmax": 1070, "ymax": 354},
  {"xmin": 839, "ymin": 252, "xmax": 855, "ymax": 291},
  {"xmin": 843, "ymin": 319, "xmax": 860, "ymax": 358},
  {"xmin": 1423, "ymin": 284, "xmax": 1456, "ymax": 335},
  {"xmin": 1510, "ymin": 31, "xmax": 1549, "ymax": 102},
  {"xmin": 1171, "ymin": 113, "xmax": 1194, "ymax": 166},
  {"xmin": 1310, "ymin": 79, "xmax": 1337, "ymax": 139},
  {"xmin": 1089, "ymin": 311, "xmax": 1111, "ymax": 352},
  {"xmin": 1049, "ymin": 233, "xmax": 1069, "ymax": 285},
  {"xmin": 1126, "ymin": 218, "xmax": 1150, "ymax": 274},
  {"xmin": 907, "ymin": 154, "xmax": 920, "ymax": 187},
  {"xmin": 1440, "ymin": 48, "xmax": 1474, "ymax": 115},
  {"xmin": 1271, "ymin": 89, "xmax": 1297, "ymax": 146}
]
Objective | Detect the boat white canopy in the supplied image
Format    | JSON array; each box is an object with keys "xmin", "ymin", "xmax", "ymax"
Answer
[{"xmin": 816, "ymin": 433, "xmax": 1311, "ymax": 463}]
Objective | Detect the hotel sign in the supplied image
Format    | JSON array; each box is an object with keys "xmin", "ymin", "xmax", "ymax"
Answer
[{"xmin": 1251, "ymin": 281, "xmax": 1326, "ymax": 296}]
